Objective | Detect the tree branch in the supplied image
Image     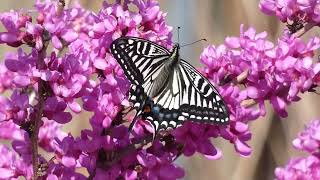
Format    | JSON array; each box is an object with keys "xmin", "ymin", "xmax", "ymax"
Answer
[
  {"xmin": 293, "ymin": 22, "xmax": 315, "ymax": 38},
  {"xmin": 88, "ymin": 134, "xmax": 153, "ymax": 179},
  {"xmin": 31, "ymin": 34, "xmax": 49, "ymax": 180}
]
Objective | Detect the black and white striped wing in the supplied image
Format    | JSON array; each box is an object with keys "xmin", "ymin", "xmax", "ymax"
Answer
[
  {"xmin": 152, "ymin": 59, "xmax": 229, "ymax": 130},
  {"xmin": 110, "ymin": 37, "xmax": 170, "ymax": 85}
]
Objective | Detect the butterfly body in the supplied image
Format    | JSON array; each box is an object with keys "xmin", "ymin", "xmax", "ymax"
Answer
[
  {"xmin": 110, "ymin": 37, "xmax": 229, "ymax": 137},
  {"xmin": 148, "ymin": 44, "xmax": 180, "ymax": 99}
]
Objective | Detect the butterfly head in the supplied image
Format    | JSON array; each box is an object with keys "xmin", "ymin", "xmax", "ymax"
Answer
[
  {"xmin": 171, "ymin": 43, "xmax": 180, "ymax": 62},
  {"xmin": 173, "ymin": 43, "xmax": 180, "ymax": 52}
]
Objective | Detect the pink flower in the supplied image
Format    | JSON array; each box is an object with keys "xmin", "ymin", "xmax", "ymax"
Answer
[
  {"xmin": 0, "ymin": 10, "xmax": 31, "ymax": 47},
  {"xmin": 292, "ymin": 120, "xmax": 320, "ymax": 153},
  {"xmin": 275, "ymin": 155, "xmax": 320, "ymax": 180},
  {"xmin": 259, "ymin": 0, "xmax": 320, "ymax": 26},
  {"xmin": 275, "ymin": 119, "xmax": 320, "ymax": 180},
  {"xmin": 0, "ymin": 64, "xmax": 15, "ymax": 92},
  {"xmin": 38, "ymin": 119, "xmax": 67, "ymax": 152},
  {"xmin": 43, "ymin": 97, "xmax": 72, "ymax": 124},
  {"xmin": 8, "ymin": 91, "xmax": 30, "ymax": 125},
  {"xmin": 137, "ymin": 150, "xmax": 184, "ymax": 180},
  {"xmin": 0, "ymin": 145, "xmax": 33, "ymax": 179},
  {"xmin": 172, "ymin": 122, "xmax": 222, "ymax": 158}
]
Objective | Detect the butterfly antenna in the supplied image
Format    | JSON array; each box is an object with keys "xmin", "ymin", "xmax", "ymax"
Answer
[
  {"xmin": 181, "ymin": 38, "xmax": 207, "ymax": 47},
  {"xmin": 177, "ymin": 26, "xmax": 181, "ymax": 44}
]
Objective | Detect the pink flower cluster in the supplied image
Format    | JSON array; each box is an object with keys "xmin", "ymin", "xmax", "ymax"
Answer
[
  {"xmin": 0, "ymin": 144, "xmax": 33, "ymax": 179},
  {"xmin": 0, "ymin": 0, "xmax": 319, "ymax": 179},
  {"xmin": 197, "ymin": 24, "xmax": 320, "ymax": 159},
  {"xmin": 275, "ymin": 155, "xmax": 320, "ymax": 180},
  {"xmin": 259, "ymin": 0, "xmax": 320, "ymax": 25},
  {"xmin": 0, "ymin": 0, "xmax": 183, "ymax": 179},
  {"xmin": 293, "ymin": 120, "xmax": 320, "ymax": 153},
  {"xmin": 275, "ymin": 120, "xmax": 320, "ymax": 180},
  {"xmin": 201, "ymin": 25, "xmax": 320, "ymax": 118}
]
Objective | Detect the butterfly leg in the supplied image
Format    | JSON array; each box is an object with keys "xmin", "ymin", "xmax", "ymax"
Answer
[
  {"xmin": 121, "ymin": 105, "xmax": 136, "ymax": 121},
  {"xmin": 128, "ymin": 110, "xmax": 143, "ymax": 131},
  {"xmin": 128, "ymin": 115, "xmax": 138, "ymax": 131},
  {"xmin": 121, "ymin": 106, "xmax": 134, "ymax": 116}
]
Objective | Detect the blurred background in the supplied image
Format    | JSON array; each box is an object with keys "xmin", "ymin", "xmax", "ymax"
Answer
[{"xmin": 1, "ymin": 1, "xmax": 320, "ymax": 180}]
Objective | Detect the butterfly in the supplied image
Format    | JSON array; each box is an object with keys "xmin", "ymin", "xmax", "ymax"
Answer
[{"xmin": 110, "ymin": 37, "xmax": 229, "ymax": 138}]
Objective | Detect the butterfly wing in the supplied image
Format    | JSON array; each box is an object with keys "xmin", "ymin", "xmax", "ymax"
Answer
[
  {"xmin": 110, "ymin": 37, "xmax": 173, "ymax": 132},
  {"xmin": 152, "ymin": 59, "xmax": 229, "ymax": 131},
  {"xmin": 110, "ymin": 37, "xmax": 171, "ymax": 85}
]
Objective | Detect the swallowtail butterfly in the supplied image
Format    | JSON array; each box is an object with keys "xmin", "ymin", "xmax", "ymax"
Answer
[{"xmin": 110, "ymin": 37, "xmax": 229, "ymax": 138}]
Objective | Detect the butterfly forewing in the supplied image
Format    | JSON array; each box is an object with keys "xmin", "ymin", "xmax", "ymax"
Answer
[{"xmin": 110, "ymin": 37, "xmax": 170, "ymax": 85}]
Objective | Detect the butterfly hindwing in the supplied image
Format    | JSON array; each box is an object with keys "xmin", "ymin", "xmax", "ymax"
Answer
[
  {"xmin": 152, "ymin": 59, "xmax": 229, "ymax": 131},
  {"xmin": 178, "ymin": 60, "xmax": 229, "ymax": 123}
]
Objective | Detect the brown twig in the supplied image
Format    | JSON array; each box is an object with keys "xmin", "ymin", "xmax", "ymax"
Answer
[
  {"xmin": 108, "ymin": 134, "xmax": 153, "ymax": 167},
  {"xmin": 293, "ymin": 22, "xmax": 315, "ymax": 38},
  {"xmin": 31, "ymin": 1, "xmax": 71, "ymax": 178},
  {"xmin": 31, "ymin": 1, "xmax": 75, "ymax": 179},
  {"xmin": 88, "ymin": 134, "xmax": 153, "ymax": 179},
  {"xmin": 31, "ymin": 40, "xmax": 49, "ymax": 180}
]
